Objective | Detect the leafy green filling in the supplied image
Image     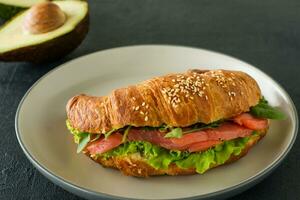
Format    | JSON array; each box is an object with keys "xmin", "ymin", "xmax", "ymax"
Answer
[
  {"xmin": 66, "ymin": 120, "xmax": 90, "ymax": 153},
  {"xmin": 250, "ymin": 97, "xmax": 286, "ymax": 120},
  {"xmin": 100, "ymin": 136, "xmax": 250, "ymax": 174},
  {"xmin": 164, "ymin": 120, "xmax": 223, "ymax": 138}
]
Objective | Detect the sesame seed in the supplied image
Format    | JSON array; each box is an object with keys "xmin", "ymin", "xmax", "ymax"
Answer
[
  {"xmin": 132, "ymin": 97, "xmax": 136, "ymax": 100},
  {"xmin": 205, "ymin": 95, "xmax": 208, "ymax": 100},
  {"xmin": 142, "ymin": 102, "xmax": 146, "ymax": 106},
  {"xmin": 144, "ymin": 116, "xmax": 148, "ymax": 121},
  {"xmin": 135, "ymin": 106, "xmax": 140, "ymax": 111},
  {"xmin": 172, "ymin": 79, "xmax": 176, "ymax": 82},
  {"xmin": 146, "ymin": 105, "xmax": 149, "ymax": 109}
]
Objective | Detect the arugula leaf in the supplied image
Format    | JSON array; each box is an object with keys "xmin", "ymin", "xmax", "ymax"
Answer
[
  {"xmin": 163, "ymin": 121, "xmax": 222, "ymax": 138},
  {"xmin": 122, "ymin": 126, "xmax": 131, "ymax": 142},
  {"xmin": 76, "ymin": 133, "xmax": 90, "ymax": 153},
  {"xmin": 91, "ymin": 134, "xmax": 100, "ymax": 142},
  {"xmin": 164, "ymin": 128, "xmax": 183, "ymax": 138},
  {"xmin": 250, "ymin": 98, "xmax": 286, "ymax": 120},
  {"xmin": 104, "ymin": 129, "xmax": 116, "ymax": 139},
  {"xmin": 158, "ymin": 124, "xmax": 172, "ymax": 132},
  {"xmin": 183, "ymin": 121, "xmax": 222, "ymax": 134},
  {"xmin": 143, "ymin": 126, "xmax": 157, "ymax": 131}
]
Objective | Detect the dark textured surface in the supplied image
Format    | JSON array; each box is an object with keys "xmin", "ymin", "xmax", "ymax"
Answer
[{"xmin": 0, "ymin": 0, "xmax": 299, "ymax": 199}]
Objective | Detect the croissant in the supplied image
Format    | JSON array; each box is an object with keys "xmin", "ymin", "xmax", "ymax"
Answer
[
  {"xmin": 67, "ymin": 69, "xmax": 261, "ymax": 133},
  {"xmin": 66, "ymin": 69, "xmax": 275, "ymax": 177}
]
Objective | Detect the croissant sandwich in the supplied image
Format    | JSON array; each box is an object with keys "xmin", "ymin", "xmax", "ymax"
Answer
[{"xmin": 66, "ymin": 69, "xmax": 285, "ymax": 177}]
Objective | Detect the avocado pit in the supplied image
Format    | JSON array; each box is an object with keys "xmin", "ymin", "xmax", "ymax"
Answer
[{"xmin": 23, "ymin": 2, "xmax": 66, "ymax": 34}]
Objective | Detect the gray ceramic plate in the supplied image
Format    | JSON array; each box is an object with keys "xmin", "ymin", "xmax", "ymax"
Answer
[{"xmin": 15, "ymin": 45, "xmax": 298, "ymax": 200}]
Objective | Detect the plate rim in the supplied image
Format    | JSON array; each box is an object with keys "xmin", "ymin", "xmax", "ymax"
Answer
[{"xmin": 15, "ymin": 44, "xmax": 299, "ymax": 200}]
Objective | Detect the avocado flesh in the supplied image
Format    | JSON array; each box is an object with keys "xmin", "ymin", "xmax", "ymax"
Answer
[
  {"xmin": 0, "ymin": 0, "xmax": 89, "ymax": 63},
  {"xmin": 0, "ymin": 0, "xmax": 46, "ymax": 20}
]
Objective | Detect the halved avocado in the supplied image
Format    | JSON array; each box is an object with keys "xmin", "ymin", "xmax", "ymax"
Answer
[
  {"xmin": 0, "ymin": 0, "xmax": 46, "ymax": 20},
  {"xmin": 0, "ymin": 0, "xmax": 89, "ymax": 63}
]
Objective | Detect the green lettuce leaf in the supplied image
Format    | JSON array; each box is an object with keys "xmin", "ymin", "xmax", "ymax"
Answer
[
  {"xmin": 164, "ymin": 120, "xmax": 223, "ymax": 139},
  {"xmin": 122, "ymin": 126, "xmax": 131, "ymax": 142},
  {"xmin": 164, "ymin": 128, "xmax": 183, "ymax": 138},
  {"xmin": 182, "ymin": 120, "xmax": 222, "ymax": 134},
  {"xmin": 250, "ymin": 98, "xmax": 286, "ymax": 120},
  {"xmin": 76, "ymin": 133, "xmax": 90, "ymax": 153},
  {"xmin": 66, "ymin": 120, "xmax": 251, "ymax": 171},
  {"xmin": 101, "ymin": 136, "xmax": 250, "ymax": 174},
  {"xmin": 104, "ymin": 129, "xmax": 116, "ymax": 139},
  {"xmin": 66, "ymin": 120, "xmax": 94, "ymax": 153}
]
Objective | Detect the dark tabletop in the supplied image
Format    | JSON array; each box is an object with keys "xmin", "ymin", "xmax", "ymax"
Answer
[{"xmin": 1, "ymin": 0, "xmax": 300, "ymax": 199}]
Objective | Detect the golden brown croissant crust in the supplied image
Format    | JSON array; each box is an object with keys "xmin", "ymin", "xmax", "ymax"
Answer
[{"xmin": 66, "ymin": 69, "xmax": 261, "ymax": 133}]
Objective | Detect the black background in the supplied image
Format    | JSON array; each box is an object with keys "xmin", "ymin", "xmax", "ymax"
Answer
[{"xmin": 0, "ymin": 0, "xmax": 299, "ymax": 199}]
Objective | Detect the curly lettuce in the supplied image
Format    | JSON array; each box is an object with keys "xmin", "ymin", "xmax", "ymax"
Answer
[{"xmin": 100, "ymin": 136, "xmax": 250, "ymax": 174}]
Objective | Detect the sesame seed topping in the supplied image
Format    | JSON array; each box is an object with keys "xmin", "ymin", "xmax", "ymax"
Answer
[
  {"xmin": 161, "ymin": 73, "xmax": 213, "ymax": 107},
  {"xmin": 132, "ymin": 97, "xmax": 136, "ymax": 101},
  {"xmin": 142, "ymin": 102, "xmax": 146, "ymax": 106},
  {"xmin": 144, "ymin": 116, "xmax": 148, "ymax": 121},
  {"xmin": 135, "ymin": 106, "xmax": 140, "ymax": 111}
]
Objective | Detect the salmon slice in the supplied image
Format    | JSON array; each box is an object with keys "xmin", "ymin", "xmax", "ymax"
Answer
[
  {"xmin": 86, "ymin": 133, "xmax": 123, "ymax": 154},
  {"xmin": 233, "ymin": 113, "xmax": 268, "ymax": 130},
  {"xmin": 86, "ymin": 113, "xmax": 266, "ymax": 154},
  {"xmin": 188, "ymin": 140, "xmax": 222, "ymax": 152},
  {"xmin": 128, "ymin": 122, "xmax": 253, "ymax": 151}
]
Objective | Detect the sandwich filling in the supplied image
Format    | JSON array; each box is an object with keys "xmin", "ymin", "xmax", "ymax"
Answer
[{"xmin": 66, "ymin": 98, "xmax": 285, "ymax": 174}]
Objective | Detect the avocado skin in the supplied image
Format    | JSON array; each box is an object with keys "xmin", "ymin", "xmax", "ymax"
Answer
[
  {"xmin": 0, "ymin": 3, "xmax": 25, "ymax": 20},
  {"xmin": 0, "ymin": 13, "xmax": 89, "ymax": 63}
]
